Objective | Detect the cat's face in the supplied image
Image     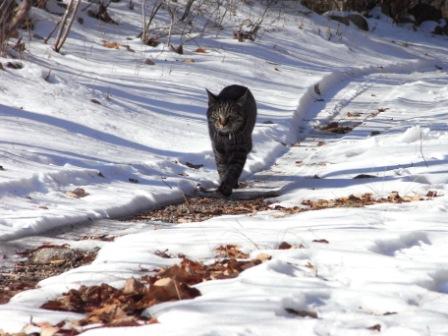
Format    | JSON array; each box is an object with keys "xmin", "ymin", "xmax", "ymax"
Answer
[
  {"xmin": 209, "ymin": 102, "xmax": 245, "ymax": 133},
  {"xmin": 207, "ymin": 90, "xmax": 246, "ymax": 134}
]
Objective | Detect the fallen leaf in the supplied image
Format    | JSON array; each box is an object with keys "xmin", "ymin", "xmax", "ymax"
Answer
[
  {"xmin": 312, "ymin": 239, "xmax": 329, "ymax": 244},
  {"xmin": 195, "ymin": 47, "xmax": 207, "ymax": 53},
  {"xmin": 367, "ymin": 324, "xmax": 381, "ymax": 331},
  {"xmin": 426, "ymin": 190, "xmax": 437, "ymax": 198},
  {"xmin": 102, "ymin": 40, "xmax": 120, "ymax": 49},
  {"xmin": 347, "ymin": 111, "xmax": 362, "ymax": 117},
  {"xmin": 34, "ymin": 322, "xmax": 60, "ymax": 336},
  {"xmin": 184, "ymin": 162, "xmax": 203, "ymax": 169},
  {"xmin": 285, "ymin": 308, "xmax": 318, "ymax": 319},
  {"xmin": 319, "ymin": 121, "xmax": 353, "ymax": 134},
  {"xmin": 278, "ymin": 241, "xmax": 292, "ymax": 249},
  {"xmin": 66, "ymin": 187, "xmax": 89, "ymax": 198},
  {"xmin": 154, "ymin": 249, "xmax": 172, "ymax": 258},
  {"xmin": 255, "ymin": 253, "xmax": 271, "ymax": 262},
  {"xmin": 123, "ymin": 45, "xmax": 135, "ymax": 52},
  {"xmin": 215, "ymin": 244, "xmax": 249, "ymax": 259},
  {"xmin": 123, "ymin": 278, "xmax": 145, "ymax": 295},
  {"xmin": 144, "ymin": 58, "xmax": 156, "ymax": 65}
]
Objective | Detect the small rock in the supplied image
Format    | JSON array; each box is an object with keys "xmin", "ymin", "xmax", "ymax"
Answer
[
  {"xmin": 6, "ymin": 62, "xmax": 23, "ymax": 70},
  {"xmin": 30, "ymin": 246, "xmax": 76, "ymax": 265},
  {"xmin": 347, "ymin": 14, "xmax": 369, "ymax": 31},
  {"xmin": 144, "ymin": 58, "xmax": 155, "ymax": 65}
]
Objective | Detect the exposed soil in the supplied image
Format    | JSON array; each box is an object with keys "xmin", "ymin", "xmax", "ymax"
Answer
[
  {"xmin": 130, "ymin": 191, "xmax": 439, "ymax": 224},
  {"xmin": 133, "ymin": 196, "xmax": 273, "ymax": 223},
  {"xmin": 0, "ymin": 245, "xmax": 98, "ymax": 304}
]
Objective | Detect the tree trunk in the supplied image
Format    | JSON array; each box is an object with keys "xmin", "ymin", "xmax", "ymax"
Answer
[
  {"xmin": 180, "ymin": 0, "xmax": 195, "ymax": 21},
  {"xmin": 53, "ymin": 0, "xmax": 81, "ymax": 52},
  {"xmin": 0, "ymin": 0, "xmax": 32, "ymax": 54}
]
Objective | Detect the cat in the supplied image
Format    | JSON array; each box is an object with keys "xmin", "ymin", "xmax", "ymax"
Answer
[{"xmin": 206, "ymin": 85, "xmax": 257, "ymax": 196}]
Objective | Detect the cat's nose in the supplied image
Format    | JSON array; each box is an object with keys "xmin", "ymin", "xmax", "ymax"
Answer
[{"xmin": 219, "ymin": 116, "xmax": 229, "ymax": 126}]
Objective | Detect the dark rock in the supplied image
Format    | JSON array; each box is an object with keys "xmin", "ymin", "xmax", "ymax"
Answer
[
  {"xmin": 328, "ymin": 13, "xmax": 369, "ymax": 31},
  {"xmin": 433, "ymin": 23, "xmax": 448, "ymax": 35},
  {"xmin": 409, "ymin": 3, "xmax": 442, "ymax": 25},
  {"xmin": 348, "ymin": 14, "xmax": 369, "ymax": 30},
  {"xmin": 6, "ymin": 62, "xmax": 23, "ymax": 70},
  {"xmin": 354, "ymin": 174, "xmax": 376, "ymax": 179},
  {"xmin": 329, "ymin": 14, "xmax": 350, "ymax": 26}
]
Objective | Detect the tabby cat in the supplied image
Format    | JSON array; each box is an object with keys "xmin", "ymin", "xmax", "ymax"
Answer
[{"xmin": 206, "ymin": 85, "xmax": 257, "ymax": 196}]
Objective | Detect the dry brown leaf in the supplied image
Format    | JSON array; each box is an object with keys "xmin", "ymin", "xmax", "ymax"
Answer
[
  {"xmin": 123, "ymin": 278, "xmax": 145, "ymax": 295},
  {"xmin": 40, "ymin": 254, "xmax": 270, "ymax": 330},
  {"xmin": 367, "ymin": 324, "xmax": 381, "ymax": 331},
  {"xmin": 278, "ymin": 241, "xmax": 292, "ymax": 249},
  {"xmin": 319, "ymin": 121, "xmax": 353, "ymax": 134},
  {"xmin": 195, "ymin": 47, "xmax": 207, "ymax": 53},
  {"xmin": 34, "ymin": 322, "xmax": 60, "ymax": 336},
  {"xmin": 255, "ymin": 253, "xmax": 271, "ymax": 262},
  {"xmin": 215, "ymin": 244, "xmax": 249, "ymax": 259},
  {"xmin": 102, "ymin": 40, "xmax": 120, "ymax": 49},
  {"xmin": 426, "ymin": 190, "xmax": 438, "ymax": 198},
  {"xmin": 66, "ymin": 188, "xmax": 89, "ymax": 198},
  {"xmin": 347, "ymin": 111, "xmax": 362, "ymax": 117}
]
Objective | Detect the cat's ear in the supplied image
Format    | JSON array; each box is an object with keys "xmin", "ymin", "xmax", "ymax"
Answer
[
  {"xmin": 236, "ymin": 89, "xmax": 249, "ymax": 107},
  {"xmin": 206, "ymin": 89, "xmax": 218, "ymax": 106}
]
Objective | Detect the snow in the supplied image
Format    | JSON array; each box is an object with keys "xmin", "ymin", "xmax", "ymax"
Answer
[{"xmin": 1, "ymin": 1, "xmax": 448, "ymax": 334}]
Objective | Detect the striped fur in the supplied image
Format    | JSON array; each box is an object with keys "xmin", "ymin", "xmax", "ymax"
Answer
[{"xmin": 206, "ymin": 85, "xmax": 257, "ymax": 196}]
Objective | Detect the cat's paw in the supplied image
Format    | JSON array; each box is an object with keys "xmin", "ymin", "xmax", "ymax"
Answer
[{"xmin": 218, "ymin": 184, "xmax": 233, "ymax": 197}]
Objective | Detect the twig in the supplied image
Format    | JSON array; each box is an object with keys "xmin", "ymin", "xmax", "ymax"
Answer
[{"xmin": 44, "ymin": 20, "xmax": 60, "ymax": 44}]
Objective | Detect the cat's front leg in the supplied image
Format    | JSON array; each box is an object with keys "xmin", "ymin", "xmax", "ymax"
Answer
[
  {"xmin": 218, "ymin": 149, "xmax": 248, "ymax": 196},
  {"xmin": 213, "ymin": 148, "xmax": 227, "ymax": 182}
]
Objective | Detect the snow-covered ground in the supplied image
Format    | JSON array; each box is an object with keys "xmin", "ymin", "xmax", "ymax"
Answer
[{"xmin": 1, "ymin": 1, "xmax": 448, "ymax": 334}]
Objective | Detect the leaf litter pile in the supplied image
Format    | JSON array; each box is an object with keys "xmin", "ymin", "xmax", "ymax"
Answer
[
  {"xmin": 132, "ymin": 191, "xmax": 439, "ymax": 223},
  {"xmin": 36, "ymin": 245, "xmax": 269, "ymax": 334},
  {"xmin": 133, "ymin": 197, "xmax": 272, "ymax": 223},
  {"xmin": 0, "ymin": 244, "xmax": 97, "ymax": 305}
]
